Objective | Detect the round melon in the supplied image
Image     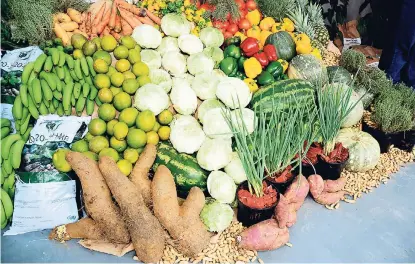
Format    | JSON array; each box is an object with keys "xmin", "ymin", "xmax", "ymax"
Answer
[
  {"xmin": 327, "ymin": 66, "xmax": 352, "ymax": 84},
  {"xmin": 265, "ymin": 31, "xmax": 296, "ymax": 61},
  {"xmin": 336, "ymin": 128, "xmax": 380, "ymax": 172},
  {"xmin": 288, "ymin": 54, "xmax": 328, "ymax": 85}
]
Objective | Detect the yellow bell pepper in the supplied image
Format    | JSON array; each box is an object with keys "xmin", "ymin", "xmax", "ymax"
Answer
[
  {"xmin": 282, "ymin": 18, "xmax": 295, "ymax": 32},
  {"xmin": 259, "ymin": 17, "xmax": 276, "ymax": 31},
  {"xmin": 247, "ymin": 26, "xmax": 261, "ymax": 40},
  {"xmin": 277, "ymin": 59, "xmax": 289, "ymax": 73},
  {"xmin": 296, "ymin": 33, "xmax": 311, "ymax": 45},
  {"xmin": 246, "ymin": 9, "xmax": 261, "ymax": 26},
  {"xmin": 311, "ymin": 48, "xmax": 322, "ymax": 60},
  {"xmin": 234, "ymin": 31, "xmax": 247, "ymax": 41},
  {"xmin": 244, "ymin": 78, "xmax": 259, "ymax": 93},
  {"xmin": 271, "ymin": 23, "xmax": 286, "ymax": 33},
  {"xmin": 259, "ymin": 30, "xmax": 272, "ymax": 48},
  {"xmin": 184, "ymin": 0, "xmax": 191, "ymax": 7},
  {"xmin": 296, "ymin": 42, "xmax": 313, "ymax": 54},
  {"xmin": 244, "ymin": 57, "xmax": 262, "ymax": 79}
]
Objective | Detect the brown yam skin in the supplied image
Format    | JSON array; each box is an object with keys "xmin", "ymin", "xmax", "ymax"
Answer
[
  {"xmin": 129, "ymin": 144, "xmax": 156, "ymax": 206},
  {"xmin": 49, "ymin": 217, "xmax": 106, "ymax": 241},
  {"xmin": 308, "ymin": 174, "xmax": 346, "ymax": 205},
  {"xmin": 99, "ymin": 157, "xmax": 165, "ymax": 263},
  {"xmin": 66, "ymin": 152, "xmax": 130, "ymax": 243},
  {"xmin": 152, "ymin": 165, "xmax": 211, "ymax": 257},
  {"xmin": 237, "ymin": 219, "xmax": 289, "ymax": 251}
]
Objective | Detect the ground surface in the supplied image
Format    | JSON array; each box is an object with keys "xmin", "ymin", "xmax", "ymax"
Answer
[{"xmin": 2, "ymin": 162, "xmax": 415, "ymax": 263}]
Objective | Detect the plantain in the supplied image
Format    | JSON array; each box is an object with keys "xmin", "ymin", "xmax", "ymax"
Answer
[
  {"xmin": 27, "ymin": 95, "xmax": 40, "ymax": 119},
  {"xmin": 86, "ymin": 56, "xmax": 96, "ymax": 77},
  {"xmin": 43, "ymin": 56, "xmax": 53, "ymax": 72},
  {"xmin": 21, "ymin": 61, "xmax": 35, "ymax": 84},
  {"xmin": 74, "ymin": 59, "xmax": 83, "ymax": 79},
  {"xmin": 40, "ymin": 79, "xmax": 53, "ymax": 101},
  {"xmin": 73, "ymin": 83, "xmax": 82, "ymax": 99},
  {"xmin": 65, "ymin": 54, "xmax": 74, "ymax": 69},
  {"xmin": 12, "ymin": 95, "xmax": 23, "ymax": 120},
  {"xmin": 20, "ymin": 84, "xmax": 29, "ymax": 107},
  {"xmin": 49, "ymin": 48, "xmax": 60, "ymax": 65},
  {"xmin": 33, "ymin": 53, "xmax": 47, "ymax": 73},
  {"xmin": 58, "ymin": 50, "xmax": 66, "ymax": 67}
]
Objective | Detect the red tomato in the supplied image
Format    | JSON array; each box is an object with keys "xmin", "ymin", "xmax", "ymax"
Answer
[
  {"xmin": 235, "ymin": 0, "xmax": 246, "ymax": 11},
  {"xmin": 223, "ymin": 21, "xmax": 230, "ymax": 29},
  {"xmin": 238, "ymin": 18, "xmax": 251, "ymax": 30},
  {"xmin": 220, "ymin": 28, "xmax": 227, "ymax": 35},
  {"xmin": 213, "ymin": 20, "xmax": 225, "ymax": 29},
  {"xmin": 227, "ymin": 23, "xmax": 239, "ymax": 34},
  {"xmin": 196, "ymin": 1, "xmax": 201, "ymax": 9},
  {"xmin": 239, "ymin": 8, "xmax": 248, "ymax": 18},
  {"xmin": 246, "ymin": 0, "xmax": 257, "ymax": 10},
  {"xmin": 224, "ymin": 31, "xmax": 234, "ymax": 39},
  {"xmin": 200, "ymin": 3, "xmax": 214, "ymax": 11}
]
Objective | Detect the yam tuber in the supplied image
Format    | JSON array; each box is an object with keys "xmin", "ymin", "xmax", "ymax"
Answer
[
  {"xmin": 59, "ymin": 21, "xmax": 79, "ymax": 32},
  {"xmin": 66, "ymin": 152, "xmax": 130, "ymax": 244},
  {"xmin": 152, "ymin": 165, "xmax": 211, "ymax": 257},
  {"xmin": 49, "ymin": 217, "xmax": 106, "ymax": 242},
  {"xmin": 308, "ymin": 174, "xmax": 346, "ymax": 205},
  {"xmin": 53, "ymin": 23, "xmax": 70, "ymax": 46},
  {"xmin": 55, "ymin": 12, "xmax": 72, "ymax": 23},
  {"xmin": 67, "ymin": 8, "xmax": 82, "ymax": 23},
  {"xmin": 78, "ymin": 240, "xmax": 134, "ymax": 257},
  {"xmin": 99, "ymin": 157, "xmax": 165, "ymax": 263},
  {"xmin": 237, "ymin": 219, "xmax": 289, "ymax": 251}
]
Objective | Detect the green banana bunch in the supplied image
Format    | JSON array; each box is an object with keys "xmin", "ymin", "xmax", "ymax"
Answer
[{"xmin": 1, "ymin": 187, "xmax": 14, "ymax": 229}]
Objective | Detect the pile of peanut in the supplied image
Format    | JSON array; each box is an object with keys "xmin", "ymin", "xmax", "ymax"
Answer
[
  {"xmin": 153, "ymin": 221, "xmax": 261, "ymax": 264},
  {"xmin": 322, "ymin": 48, "xmax": 340, "ymax": 67}
]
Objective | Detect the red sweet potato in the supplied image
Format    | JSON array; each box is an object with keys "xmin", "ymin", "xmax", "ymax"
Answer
[
  {"xmin": 275, "ymin": 194, "xmax": 289, "ymax": 228},
  {"xmin": 237, "ymin": 219, "xmax": 289, "ymax": 251},
  {"xmin": 324, "ymin": 177, "xmax": 347, "ymax": 193},
  {"xmin": 284, "ymin": 175, "xmax": 309, "ymax": 211},
  {"xmin": 308, "ymin": 174, "xmax": 346, "ymax": 205},
  {"xmin": 314, "ymin": 191, "xmax": 346, "ymax": 205},
  {"xmin": 308, "ymin": 174, "xmax": 325, "ymax": 198}
]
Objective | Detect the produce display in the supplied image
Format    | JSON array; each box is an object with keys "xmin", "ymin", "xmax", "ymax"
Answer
[{"xmin": 1, "ymin": 0, "xmax": 415, "ymax": 263}]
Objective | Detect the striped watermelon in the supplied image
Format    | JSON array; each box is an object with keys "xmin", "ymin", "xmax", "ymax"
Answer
[
  {"xmin": 153, "ymin": 142, "xmax": 209, "ymax": 197},
  {"xmin": 251, "ymin": 79, "xmax": 316, "ymax": 115}
]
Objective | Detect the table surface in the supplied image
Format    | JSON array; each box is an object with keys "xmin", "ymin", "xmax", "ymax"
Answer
[{"xmin": 2, "ymin": 163, "xmax": 415, "ymax": 263}]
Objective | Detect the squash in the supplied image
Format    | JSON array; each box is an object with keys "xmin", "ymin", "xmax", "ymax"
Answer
[
  {"xmin": 265, "ymin": 31, "xmax": 296, "ymax": 61},
  {"xmin": 288, "ymin": 54, "xmax": 328, "ymax": 85},
  {"xmin": 336, "ymin": 128, "xmax": 381, "ymax": 172},
  {"xmin": 327, "ymin": 66, "xmax": 352, "ymax": 84}
]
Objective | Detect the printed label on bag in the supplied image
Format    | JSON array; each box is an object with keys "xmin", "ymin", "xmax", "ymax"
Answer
[
  {"xmin": 0, "ymin": 103, "xmax": 16, "ymax": 132},
  {"xmin": 343, "ymin": 38, "xmax": 362, "ymax": 51},
  {"xmin": 367, "ymin": 62, "xmax": 379, "ymax": 68},
  {"xmin": 1, "ymin": 46, "xmax": 43, "ymax": 72}
]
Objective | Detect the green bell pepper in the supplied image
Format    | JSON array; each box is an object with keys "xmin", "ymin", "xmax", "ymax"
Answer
[
  {"xmin": 234, "ymin": 71, "xmax": 247, "ymax": 80},
  {"xmin": 265, "ymin": 61, "xmax": 284, "ymax": 79},
  {"xmin": 220, "ymin": 57, "xmax": 238, "ymax": 76},
  {"xmin": 237, "ymin": 57, "xmax": 247, "ymax": 71},
  {"xmin": 224, "ymin": 45, "xmax": 241, "ymax": 59},
  {"xmin": 257, "ymin": 71, "xmax": 275, "ymax": 86}
]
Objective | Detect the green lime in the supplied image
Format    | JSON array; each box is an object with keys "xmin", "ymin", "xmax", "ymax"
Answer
[
  {"xmin": 110, "ymin": 137, "xmax": 128, "ymax": 152},
  {"xmin": 98, "ymin": 88, "xmax": 113, "ymax": 103},
  {"xmin": 93, "ymin": 50, "xmax": 112, "ymax": 65},
  {"xmin": 110, "ymin": 87, "xmax": 122, "ymax": 96},
  {"xmin": 136, "ymin": 110, "xmax": 156, "ymax": 132},
  {"xmin": 122, "ymin": 78, "xmax": 139, "ymax": 94},
  {"xmin": 146, "ymin": 131, "xmax": 159, "ymax": 145},
  {"xmin": 107, "ymin": 119, "xmax": 119, "ymax": 136},
  {"xmin": 94, "ymin": 74, "xmax": 111, "ymax": 89},
  {"xmin": 158, "ymin": 109, "xmax": 173, "ymax": 125},
  {"xmin": 92, "ymin": 37, "xmax": 101, "ymax": 50},
  {"xmin": 84, "ymin": 132, "xmax": 94, "ymax": 141},
  {"xmin": 127, "ymin": 128, "xmax": 147, "ymax": 148},
  {"xmin": 115, "ymin": 59, "xmax": 131, "ymax": 73},
  {"xmin": 107, "ymin": 66, "xmax": 117, "ymax": 77},
  {"xmin": 82, "ymin": 41, "xmax": 97, "ymax": 56},
  {"xmin": 123, "ymin": 71, "xmax": 136, "ymax": 80},
  {"xmin": 93, "ymin": 58, "xmax": 109, "ymax": 73},
  {"xmin": 99, "ymin": 147, "xmax": 119, "ymax": 162},
  {"xmin": 132, "ymin": 62, "xmax": 149, "ymax": 77},
  {"xmin": 114, "ymin": 45, "xmax": 129, "ymax": 59},
  {"xmin": 120, "ymin": 36, "xmax": 137, "ymax": 49},
  {"xmin": 111, "ymin": 72, "xmax": 125, "ymax": 87},
  {"xmin": 52, "ymin": 149, "xmax": 72, "ymax": 172},
  {"xmin": 128, "ymin": 49, "xmax": 141, "ymax": 64},
  {"xmin": 158, "ymin": 126, "xmax": 171, "ymax": 141},
  {"xmin": 137, "ymin": 75, "xmax": 151, "ymax": 86},
  {"xmin": 101, "ymin": 35, "xmax": 117, "ymax": 52},
  {"xmin": 152, "ymin": 121, "xmax": 161, "ymax": 132},
  {"xmin": 117, "ymin": 159, "xmax": 133, "ymax": 176},
  {"xmin": 114, "ymin": 121, "xmax": 129, "ymax": 140},
  {"xmin": 119, "ymin": 107, "xmax": 139, "ymax": 127},
  {"xmin": 123, "ymin": 148, "xmax": 139, "ymax": 164},
  {"xmin": 113, "ymin": 92, "xmax": 132, "ymax": 111},
  {"xmin": 71, "ymin": 139, "xmax": 89, "ymax": 152},
  {"xmin": 88, "ymin": 118, "xmax": 106, "ymax": 136},
  {"xmin": 89, "ymin": 136, "xmax": 109, "ymax": 154},
  {"xmin": 98, "ymin": 103, "xmax": 116, "ymax": 122}
]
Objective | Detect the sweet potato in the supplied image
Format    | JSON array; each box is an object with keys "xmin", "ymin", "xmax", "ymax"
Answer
[
  {"xmin": 99, "ymin": 157, "xmax": 165, "ymax": 263},
  {"xmin": 59, "ymin": 21, "xmax": 79, "ymax": 32},
  {"xmin": 237, "ymin": 219, "xmax": 289, "ymax": 251},
  {"xmin": 67, "ymin": 8, "xmax": 82, "ymax": 23},
  {"xmin": 55, "ymin": 12, "xmax": 72, "ymax": 23},
  {"xmin": 284, "ymin": 175, "xmax": 310, "ymax": 211},
  {"xmin": 308, "ymin": 174, "xmax": 346, "ymax": 205},
  {"xmin": 275, "ymin": 194, "xmax": 289, "ymax": 228},
  {"xmin": 53, "ymin": 23, "xmax": 70, "ymax": 46},
  {"xmin": 129, "ymin": 144, "xmax": 156, "ymax": 206},
  {"xmin": 49, "ymin": 217, "xmax": 106, "ymax": 242},
  {"xmin": 66, "ymin": 152, "xmax": 130, "ymax": 243},
  {"xmin": 152, "ymin": 165, "xmax": 211, "ymax": 257}
]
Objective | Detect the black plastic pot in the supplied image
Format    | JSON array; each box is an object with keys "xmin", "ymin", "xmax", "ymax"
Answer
[
  {"xmin": 395, "ymin": 130, "xmax": 415, "ymax": 152},
  {"xmin": 316, "ymin": 155, "xmax": 348, "ymax": 180},
  {"xmin": 362, "ymin": 122, "xmax": 399, "ymax": 153},
  {"xmin": 236, "ymin": 181, "xmax": 279, "ymax": 227},
  {"xmin": 265, "ymin": 169, "xmax": 297, "ymax": 194},
  {"xmin": 293, "ymin": 163, "xmax": 317, "ymax": 178}
]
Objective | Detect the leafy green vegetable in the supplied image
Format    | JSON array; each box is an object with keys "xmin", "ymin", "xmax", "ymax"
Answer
[
  {"xmin": 200, "ymin": 198, "xmax": 234, "ymax": 232},
  {"xmin": 339, "ymin": 49, "xmax": 366, "ymax": 73}
]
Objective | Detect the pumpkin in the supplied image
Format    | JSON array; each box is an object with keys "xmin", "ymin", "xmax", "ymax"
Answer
[
  {"xmin": 288, "ymin": 54, "xmax": 328, "ymax": 85},
  {"xmin": 336, "ymin": 128, "xmax": 381, "ymax": 172},
  {"xmin": 327, "ymin": 66, "xmax": 352, "ymax": 84},
  {"xmin": 265, "ymin": 31, "xmax": 296, "ymax": 61}
]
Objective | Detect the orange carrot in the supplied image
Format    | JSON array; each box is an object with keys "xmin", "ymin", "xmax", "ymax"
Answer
[
  {"xmin": 144, "ymin": 9, "xmax": 161, "ymax": 25},
  {"xmin": 96, "ymin": 7, "xmax": 112, "ymax": 34},
  {"xmin": 108, "ymin": 1, "xmax": 118, "ymax": 29},
  {"xmin": 86, "ymin": 12, "xmax": 92, "ymax": 36},
  {"xmin": 114, "ymin": 14, "xmax": 122, "ymax": 33},
  {"xmin": 116, "ymin": 1, "xmax": 141, "ymax": 15},
  {"xmin": 92, "ymin": 2, "xmax": 106, "ymax": 26},
  {"xmin": 120, "ymin": 18, "xmax": 133, "ymax": 35},
  {"xmin": 137, "ymin": 16, "xmax": 154, "ymax": 26},
  {"xmin": 79, "ymin": 12, "xmax": 87, "ymax": 33},
  {"xmin": 110, "ymin": 30, "xmax": 122, "ymax": 41},
  {"xmin": 100, "ymin": 26, "xmax": 111, "ymax": 37},
  {"xmin": 118, "ymin": 7, "xmax": 141, "ymax": 29}
]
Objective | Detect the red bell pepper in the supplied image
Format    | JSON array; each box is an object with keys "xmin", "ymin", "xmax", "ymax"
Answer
[
  {"xmin": 253, "ymin": 52, "xmax": 269, "ymax": 68},
  {"xmin": 240, "ymin": 37, "xmax": 260, "ymax": 57},
  {"xmin": 263, "ymin": 44, "xmax": 278, "ymax": 62}
]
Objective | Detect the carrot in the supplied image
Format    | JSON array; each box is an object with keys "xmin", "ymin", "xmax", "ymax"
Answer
[
  {"xmin": 100, "ymin": 26, "xmax": 111, "ymax": 37},
  {"xmin": 121, "ymin": 18, "xmax": 133, "ymax": 36},
  {"xmin": 116, "ymin": 0, "xmax": 141, "ymax": 15},
  {"xmin": 96, "ymin": 7, "xmax": 112, "ymax": 34},
  {"xmin": 110, "ymin": 30, "xmax": 122, "ymax": 41},
  {"xmin": 92, "ymin": 2, "xmax": 106, "ymax": 26},
  {"xmin": 144, "ymin": 8, "xmax": 161, "ymax": 25},
  {"xmin": 137, "ymin": 16, "xmax": 154, "ymax": 26},
  {"xmin": 79, "ymin": 12, "xmax": 87, "ymax": 33},
  {"xmin": 118, "ymin": 7, "xmax": 141, "ymax": 29},
  {"xmin": 114, "ymin": 14, "xmax": 122, "ymax": 33},
  {"xmin": 86, "ymin": 12, "xmax": 92, "ymax": 36},
  {"xmin": 108, "ymin": 0, "xmax": 118, "ymax": 29}
]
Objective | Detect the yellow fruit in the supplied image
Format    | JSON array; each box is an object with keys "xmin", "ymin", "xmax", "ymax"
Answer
[
  {"xmin": 110, "ymin": 72, "xmax": 125, "ymax": 87},
  {"xmin": 107, "ymin": 119, "xmax": 119, "ymax": 136},
  {"xmin": 122, "ymin": 78, "xmax": 139, "ymax": 94},
  {"xmin": 123, "ymin": 148, "xmax": 139, "ymax": 164},
  {"xmin": 123, "ymin": 71, "xmax": 136, "ymax": 80},
  {"xmin": 93, "ymin": 58, "xmax": 109, "ymax": 73},
  {"xmin": 120, "ymin": 36, "xmax": 137, "ymax": 49},
  {"xmin": 127, "ymin": 128, "xmax": 147, "ymax": 148},
  {"xmin": 110, "ymin": 136, "xmax": 127, "ymax": 152},
  {"xmin": 99, "ymin": 147, "xmax": 119, "ymax": 162},
  {"xmin": 146, "ymin": 131, "xmax": 159, "ymax": 145},
  {"xmin": 128, "ymin": 49, "xmax": 141, "ymax": 64},
  {"xmin": 152, "ymin": 121, "xmax": 161, "ymax": 132},
  {"xmin": 98, "ymin": 88, "xmax": 113, "ymax": 103},
  {"xmin": 82, "ymin": 151, "xmax": 98, "ymax": 161},
  {"xmin": 110, "ymin": 87, "xmax": 122, "ymax": 96},
  {"xmin": 137, "ymin": 75, "xmax": 151, "ymax": 86},
  {"xmin": 119, "ymin": 107, "xmax": 139, "ymax": 127},
  {"xmin": 132, "ymin": 62, "xmax": 149, "ymax": 77},
  {"xmin": 117, "ymin": 159, "xmax": 132, "ymax": 176},
  {"xmin": 101, "ymin": 35, "xmax": 117, "ymax": 52},
  {"xmin": 83, "ymin": 41, "xmax": 97, "ymax": 56},
  {"xmin": 115, "ymin": 59, "xmax": 131, "ymax": 73},
  {"xmin": 114, "ymin": 45, "xmax": 129, "ymax": 59},
  {"xmin": 158, "ymin": 126, "xmax": 170, "ymax": 141},
  {"xmin": 89, "ymin": 136, "xmax": 109, "ymax": 153},
  {"xmin": 107, "ymin": 66, "xmax": 117, "ymax": 77},
  {"xmin": 73, "ymin": 49, "xmax": 84, "ymax": 59},
  {"xmin": 157, "ymin": 109, "xmax": 173, "ymax": 125},
  {"xmin": 113, "ymin": 121, "xmax": 129, "ymax": 140},
  {"xmin": 98, "ymin": 103, "xmax": 116, "ymax": 121},
  {"xmin": 136, "ymin": 110, "xmax": 156, "ymax": 132},
  {"xmin": 71, "ymin": 139, "xmax": 89, "ymax": 152},
  {"xmin": 52, "ymin": 149, "xmax": 72, "ymax": 172},
  {"xmin": 72, "ymin": 34, "xmax": 87, "ymax": 50},
  {"xmin": 94, "ymin": 74, "xmax": 111, "ymax": 89},
  {"xmin": 134, "ymin": 45, "xmax": 141, "ymax": 52},
  {"xmin": 93, "ymin": 50, "xmax": 112, "ymax": 65},
  {"xmin": 88, "ymin": 118, "xmax": 106, "ymax": 136},
  {"xmin": 113, "ymin": 91, "xmax": 132, "ymax": 111}
]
